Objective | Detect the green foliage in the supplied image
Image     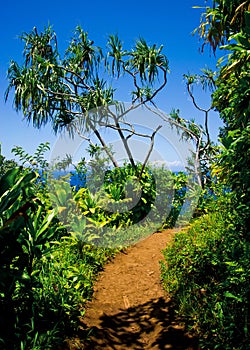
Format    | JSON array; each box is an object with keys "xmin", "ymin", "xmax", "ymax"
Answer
[
  {"xmin": 37, "ymin": 237, "xmax": 114, "ymax": 316},
  {"xmin": 5, "ymin": 26, "xmax": 169, "ymax": 133},
  {"xmin": 194, "ymin": 0, "xmax": 249, "ymax": 53},
  {"xmin": 0, "ymin": 145, "xmax": 18, "ymax": 177},
  {"xmin": 161, "ymin": 199, "xmax": 250, "ymax": 349},
  {"xmin": 129, "ymin": 38, "xmax": 169, "ymax": 84},
  {"xmin": 210, "ymin": 8, "xmax": 250, "ymax": 228},
  {"xmin": 162, "ymin": 5, "xmax": 250, "ymax": 349},
  {"xmin": 0, "ymin": 168, "xmax": 37, "ymax": 301},
  {"xmin": 103, "ymin": 163, "xmax": 156, "ymax": 224},
  {"xmin": 74, "ymin": 162, "xmax": 177, "ymax": 230},
  {"xmin": 164, "ymin": 171, "xmax": 187, "ymax": 228},
  {"xmin": 0, "ymin": 154, "xmax": 116, "ymax": 348},
  {"xmin": 12, "ymin": 142, "xmax": 50, "ymax": 171},
  {"xmin": 0, "ymin": 166, "xmax": 60, "ymax": 348},
  {"xmin": 20, "ymin": 238, "xmax": 115, "ymax": 349},
  {"xmin": 195, "ymin": 3, "xmax": 250, "ymax": 213},
  {"xmin": 48, "ymin": 143, "xmax": 189, "ymax": 248},
  {"xmin": 5, "ymin": 26, "xmax": 171, "ymax": 174}
]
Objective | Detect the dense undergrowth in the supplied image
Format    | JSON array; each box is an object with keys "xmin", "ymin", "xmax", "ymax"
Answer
[
  {"xmin": 0, "ymin": 162, "xmax": 117, "ymax": 349},
  {"xmin": 161, "ymin": 192, "xmax": 250, "ymax": 349},
  {"xmin": 0, "ymin": 143, "xmax": 189, "ymax": 349},
  {"xmin": 1, "ymin": 2, "xmax": 250, "ymax": 348},
  {"xmin": 161, "ymin": 3, "xmax": 250, "ymax": 348}
]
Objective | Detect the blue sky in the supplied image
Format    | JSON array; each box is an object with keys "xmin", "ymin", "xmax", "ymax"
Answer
[{"xmin": 0, "ymin": 0, "xmax": 224, "ymax": 160}]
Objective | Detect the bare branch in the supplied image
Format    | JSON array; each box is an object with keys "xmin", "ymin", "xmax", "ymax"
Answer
[
  {"xmin": 144, "ymin": 104, "xmax": 202, "ymax": 142},
  {"xmin": 186, "ymin": 82, "xmax": 212, "ymax": 113},
  {"xmin": 71, "ymin": 122, "xmax": 95, "ymax": 145},
  {"xmin": 88, "ymin": 119, "xmax": 119, "ymax": 167},
  {"xmin": 139, "ymin": 125, "xmax": 162, "ymax": 178},
  {"xmin": 123, "ymin": 64, "xmax": 142, "ymax": 103},
  {"xmin": 145, "ymin": 66, "xmax": 168, "ymax": 102},
  {"xmin": 186, "ymin": 81, "xmax": 212, "ymax": 155},
  {"xmin": 99, "ymin": 121, "xmax": 158, "ymax": 139}
]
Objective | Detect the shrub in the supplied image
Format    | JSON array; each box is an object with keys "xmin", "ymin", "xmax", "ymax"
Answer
[
  {"xmin": 0, "ymin": 163, "xmax": 116, "ymax": 349},
  {"xmin": 161, "ymin": 199, "xmax": 250, "ymax": 349}
]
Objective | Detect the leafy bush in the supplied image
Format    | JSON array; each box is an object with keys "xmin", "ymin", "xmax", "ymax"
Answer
[
  {"xmin": 160, "ymin": 5, "xmax": 250, "ymax": 348},
  {"xmin": 74, "ymin": 162, "xmax": 188, "ymax": 228},
  {"xmin": 161, "ymin": 196, "xmax": 250, "ymax": 349},
  {"xmin": 18, "ymin": 238, "xmax": 115, "ymax": 349},
  {"xmin": 0, "ymin": 164, "xmax": 116, "ymax": 349},
  {"xmin": 0, "ymin": 143, "xmax": 195, "ymax": 348},
  {"xmin": 0, "ymin": 167, "xmax": 60, "ymax": 348}
]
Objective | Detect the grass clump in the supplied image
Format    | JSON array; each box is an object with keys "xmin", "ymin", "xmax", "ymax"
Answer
[{"xmin": 161, "ymin": 205, "xmax": 250, "ymax": 349}]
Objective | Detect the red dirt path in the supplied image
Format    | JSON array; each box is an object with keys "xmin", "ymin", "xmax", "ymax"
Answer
[{"xmin": 65, "ymin": 229, "xmax": 199, "ymax": 349}]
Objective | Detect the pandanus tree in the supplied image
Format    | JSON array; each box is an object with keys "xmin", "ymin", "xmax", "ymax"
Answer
[
  {"xmin": 5, "ymin": 25, "xmax": 218, "ymax": 191},
  {"xmin": 5, "ymin": 25, "xmax": 170, "ymax": 171}
]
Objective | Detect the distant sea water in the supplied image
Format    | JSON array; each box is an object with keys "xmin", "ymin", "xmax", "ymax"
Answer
[
  {"xmin": 70, "ymin": 171, "xmax": 86, "ymax": 190},
  {"xmin": 52, "ymin": 169, "xmax": 187, "ymax": 192},
  {"xmin": 51, "ymin": 170, "xmax": 86, "ymax": 190}
]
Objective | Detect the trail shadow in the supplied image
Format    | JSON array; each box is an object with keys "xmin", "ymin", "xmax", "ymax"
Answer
[{"xmin": 83, "ymin": 297, "xmax": 199, "ymax": 350}]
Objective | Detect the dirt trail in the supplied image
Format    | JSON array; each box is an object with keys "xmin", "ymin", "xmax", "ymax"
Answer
[{"xmin": 67, "ymin": 229, "xmax": 199, "ymax": 349}]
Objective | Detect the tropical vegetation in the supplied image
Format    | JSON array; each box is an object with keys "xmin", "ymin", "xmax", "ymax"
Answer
[
  {"xmin": 0, "ymin": 0, "xmax": 249, "ymax": 349},
  {"xmin": 161, "ymin": 1, "xmax": 250, "ymax": 349}
]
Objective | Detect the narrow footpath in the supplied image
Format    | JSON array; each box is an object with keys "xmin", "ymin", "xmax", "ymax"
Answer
[{"xmin": 66, "ymin": 229, "xmax": 199, "ymax": 350}]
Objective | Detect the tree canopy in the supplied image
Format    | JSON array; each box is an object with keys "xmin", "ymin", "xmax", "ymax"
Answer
[
  {"xmin": 5, "ymin": 26, "xmax": 169, "ymax": 132},
  {"xmin": 5, "ymin": 26, "xmax": 172, "ymax": 170}
]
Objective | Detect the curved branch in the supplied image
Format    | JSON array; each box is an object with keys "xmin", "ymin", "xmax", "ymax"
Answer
[
  {"xmin": 145, "ymin": 104, "xmax": 202, "ymax": 143},
  {"xmin": 186, "ymin": 82, "xmax": 212, "ymax": 113},
  {"xmin": 123, "ymin": 64, "xmax": 142, "ymax": 103},
  {"xmin": 186, "ymin": 82, "xmax": 212, "ymax": 150},
  {"xmin": 139, "ymin": 125, "xmax": 162, "ymax": 179},
  {"xmin": 145, "ymin": 66, "xmax": 168, "ymax": 102},
  {"xmin": 88, "ymin": 119, "xmax": 119, "ymax": 168}
]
